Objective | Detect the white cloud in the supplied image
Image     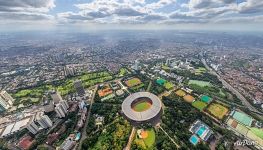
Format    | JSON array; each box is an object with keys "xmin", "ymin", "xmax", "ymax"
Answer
[
  {"xmin": 0, "ymin": 0, "xmax": 55, "ymax": 21},
  {"xmin": 1, "ymin": 0, "xmax": 263, "ymax": 29}
]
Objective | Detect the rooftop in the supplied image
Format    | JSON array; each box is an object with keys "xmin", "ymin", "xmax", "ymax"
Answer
[{"xmin": 122, "ymin": 92, "xmax": 162, "ymax": 122}]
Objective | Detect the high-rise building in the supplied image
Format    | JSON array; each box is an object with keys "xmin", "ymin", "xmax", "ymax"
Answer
[
  {"xmin": 64, "ymin": 65, "xmax": 76, "ymax": 77},
  {"xmin": 26, "ymin": 121, "xmax": 40, "ymax": 135},
  {"xmin": 134, "ymin": 60, "xmax": 139, "ymax": 70},
  {"xmin": 74, "ymin": 80, "xmax": 85, "ymax": 97},
  {"xmin": 166, "ymin": 58, "xmax": 172, "ymax": 66},
  {"xmin": 60, "ymin": 100, "xmax": 69, "ymax": 110},
  {"xmin": 55, "ymin": 100, "xmax": 69, "ymax": 118},
  {"xmin": 35, "ymin": 112, "xmax": 53, "ymax": 129},
  {"xmin": 0, "ymin": 90, "xmax": 14, "ymax": 106},
  {"xmin": 51, "ymin": 91, "xmax": 63, "ymax": 104},
  {"xmin": 0, "ymin": 90, "xmax": 14, "ymax": 111},
  {"xmin": 0, "ymin": 96, "xmax": 10, "ymax": 111}
]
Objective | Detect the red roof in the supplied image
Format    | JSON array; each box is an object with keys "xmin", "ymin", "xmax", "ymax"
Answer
[{"xmin": 18, "ymin": 136, "xmax": 34, "ymax": 150}]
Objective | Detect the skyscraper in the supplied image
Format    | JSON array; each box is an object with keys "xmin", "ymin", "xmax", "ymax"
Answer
[
  {"xmin": 50, "ymin": 91, "xmax": 63, "ymax": 104},
  {"xmin": 0, "ymin": 90, "xmax": 14, "ymax": 106},
  {"xmin": 27, "ymin": 120, "xmax": 40, "ymax": 135},
  {"xmin": 35, "ymin": 112, "xmax": 53, "ymax": 128},
  {"xmin": 26, "ymin": 112, "xmax": 53, "ymax": 134},
  {"xmin": 165, "ymin": 58, "xmax": 172, "ymax": 66},
  {"xmin": 134, "ymin": 60, "xmax": 139, "ymax": 70},
  {"xmin": 0, "ymin": 96, "xmax": 10, "ymax": 111},
  {"xmin": 64, "ymin": 65, "xmax": 76, "ymax": 77},
  {"xmin": 0, "ymin": 90, "xmax": 14, "ymax": 111},
  {"xmin": 74, "ymin": 80, "xmax": 85, "ymax": 97},
  {"xmin": 55, "ymin": 100, "xmax": 69, "ymax": 118},
  {"xmin": 60, "ymin": 100, "xmax": 69, "ymax": 110}
]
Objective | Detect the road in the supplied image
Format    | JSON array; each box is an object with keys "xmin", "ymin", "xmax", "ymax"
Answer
[
  {"xmin": 117, "ymin": 79, "xmax": 131, "ymax": 95},
  {"xmin": 146, "ymin": 81, "xmax": 152, "ymax": 92},
  {"xmin": 124, "ymin": 127, "xmax": 136, "ymax": 150},
  {"xmin": 77, "ymin": 85, "xmax": 98, "ymax": 150},
  {"xmin": 201, "ymin": 59, "xmax": 261, "ymax": 114}
]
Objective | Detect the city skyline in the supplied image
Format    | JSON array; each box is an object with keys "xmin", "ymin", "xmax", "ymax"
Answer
[{"xmin": 0, "ymin": 0, "xmax": 263, "ymax": 31}]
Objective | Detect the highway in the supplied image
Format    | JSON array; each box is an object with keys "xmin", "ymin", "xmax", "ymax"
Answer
[
  {"xmin": 77, "ymin": 85, "xmax": 98, "ymax": 150},
  {"xmin": 201, "ymin": 59, "xmax": 261, "ymax": 114}
]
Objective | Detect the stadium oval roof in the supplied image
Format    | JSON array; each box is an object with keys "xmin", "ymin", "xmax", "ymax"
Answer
[{"xmin": 122, "ymin": 92, "xmax": 162, "ymax": 122}]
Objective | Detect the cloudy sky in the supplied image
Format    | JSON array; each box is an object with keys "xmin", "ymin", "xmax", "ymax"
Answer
[{"xmin": 0, "ymin": 0, "xmax": 263, "ymax": 31}]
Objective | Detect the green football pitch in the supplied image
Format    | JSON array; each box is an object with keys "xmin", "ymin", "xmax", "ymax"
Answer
[{"xmin": 132, "ymin": 101, "xmax": 152, "ymax": 112}]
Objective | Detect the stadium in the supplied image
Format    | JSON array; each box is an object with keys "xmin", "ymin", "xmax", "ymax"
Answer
[{"xmin": 121, "ymin": 92, "xmax": 162, "ymax": 126}]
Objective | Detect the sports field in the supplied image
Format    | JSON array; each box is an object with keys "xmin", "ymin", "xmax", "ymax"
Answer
[
  {"xmin": 192, "ymin": 101, "xmax": 207, "ymax": 111},
  {"xmin": 188, "ymin": 80, "xmax": 212, "ymax": 87},
  {"xmin": 125, "ymin": 78, "xmax": 142, "ymax": 87},
  {"xmin": 250, "ymin": 127, "xmax": 263, "ymax": 139},
  {"xmin": 207, "ymin": 103, "xmax": 228, "ymax": 119},
  {"xmin": 200, "ymin": 95, "xmax": 212, "ymax": 104},
  {"xmin": 195, "ymin": 67, "xmax": 207, "ymax": 75},
  {"xmin": 135, "ymin": 128, "xmax": 155, "ymax": 149},
  {"xmin": 98, "ymin": 88, "xmax": 113, "ymax": 97},
  {"xmin": 183, "ymin": 95, "xmax": 195, "ymax": 103},
  {"xmin": 132, "ymin": 100, "xmax": 152, "ymax": 112},
  {"xmin": 175, "ymin": 89, "xmax": 186, "ymax": 97},
  {"xmin": 164, "ymin": 82, "xmax": 174, "ymax": 90}
]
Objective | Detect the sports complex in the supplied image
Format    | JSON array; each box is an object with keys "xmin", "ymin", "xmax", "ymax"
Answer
[{"xmin": 121, "ymin": 92, "xmax": 162, "ymax": 126}]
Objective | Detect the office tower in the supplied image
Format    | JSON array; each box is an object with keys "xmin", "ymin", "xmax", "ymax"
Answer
[
  {"xmin": 64, "ymin": 65, "xmax": 76, "ymax": 77},
  {"xmin": 27, "ymin": 121, "xmax": 40, "ymax": 134},
  {"xmin": 0, "ymin": 104, "xmax": 6, "ymax": 112},
  {"xmin": 55, "ymin": 105, "xmax": 66, "ymax": 118},
  {"xmin": 51, "ymin": 91, "xmax": 63, "ymax": 104},
  {"xmin": 166, "ymin": 58, "xmax": 172, "ymax": 66},
  {"xmin": 60, "ymin": 100, "xmax": 69, "ymax": 110},
  {"xmin": 74, "ymin": 80, "xmax": 85, "ymax": 97},
  {"xmin": 35, "ymin": 112, "xmax": 53, "ymax": 128},
  {"xmin": 0, "ymin": 90, "xmax": 14, "ymax": 106},
  {"xmin": 0, "ymin": 96, "xmax": 10, "ymax": 111},
  {"xmin": 134, "ymin": 60, "xmax": 139, "ymax": 70},
  {"xmin": 55, "ymin": 101, "xmax": 68, "ymax": 118},
  {"xmin": 0, "ymin": 90, "xmax": 14, "ymax": 111}
]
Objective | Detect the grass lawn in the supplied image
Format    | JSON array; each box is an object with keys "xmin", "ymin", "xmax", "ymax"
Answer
[
  {"xmin": 143, "ymin": 128, "xmax": 155, "ymax": 147},
  {"xmin": 164, "ymin": 82, "xmax": 174, "ymax": 90},
  {"xmin": 118, "ymin": 68, "xmax": 129, "ymax": 77},
  {"xmin": 135, "ymin": 128, "xmax": 155, "ymax": 149},
  {"xmin": 31, "ymin": 98, "xmax": 40, "ymax": 103},
  {"xmin": 132, "ymin": 101, "xmax": 151, "ymax": 112},
  {"xmin": 162, "ymin": 65, "xmax": 170, "ymax": 70},
  {"xmin": 219, "ymin": 89, "xmax": 226, "ymax": 97},
  {"xmin": 192, "ymin": 101, "xmax": 208, "ymax": 111},
  {"xmin": 207, "ymin": 103, "xmax": 229, "ymax": 119},
  {"xmin": 130, "ymin": 83, "xmax": 144, "ymax": 91},
  {"xmin": 14, "ymin": 89, "xmax": 32, "ymax": 97},
  {"xmin": 175, "ymin": 90, "xmax": 186, "ymax": 97},
  {"xmin": 125, "ymin": 78, "xmax": 142, "ymax": 87},
  {"xmin": 188, "ymin": 80, "xmax": 212, "ymax": 87},
  {"xmin": 249, "ymin": 127, "xmax": 263, "ymax": 139}
]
